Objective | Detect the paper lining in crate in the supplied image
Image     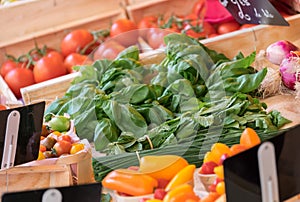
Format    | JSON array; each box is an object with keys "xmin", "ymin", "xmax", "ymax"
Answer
[
  {"xmin": 0, "ymin": 139, "xmax": 94, "ymax": 200},
  {"xmin": 0, "ymin": 75, "xmax": 23, "ymax": 108}
]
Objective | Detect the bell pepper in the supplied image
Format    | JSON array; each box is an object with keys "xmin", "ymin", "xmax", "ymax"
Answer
[
  {"xmin": 163, "ymin": 183, "xmax": 195, "ymax": 202},
  {"xmin": 102, "ymin": 169, "xmax": 158, "ymax": 196},
  {"xmin": 165, "ymin": 164, "xmax": 196, "ymax": 191},
  {"xmin": 139, "ymin": 155, "xmax": 189, "ymax": 180}
]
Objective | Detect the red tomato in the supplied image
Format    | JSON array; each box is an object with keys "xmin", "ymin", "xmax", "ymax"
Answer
[
  {"xmin": 58, "ymin": 134, "xmax": 72, "ymax": 143},
  {"xmin": 239, "ymin": 24, "xmax": 256, "ymax": 30},
  {"xmin": 138, "ymin": 16, "xmax": 159, "ymax": 29},
  {"xmin": 0, "ymin": 104, "xmax": 7, "ymax": 110},
  {"xmin": 60, "ymin": 29, "xmax": 94, "ymax": 57},
  {"xmin": 146, "ymin": 28, "xmax": 174, "ymax": 50},
  {"xmin": 4, "ymin": 68, "xmax": 35, "ymax": 98},
  {"xmin": 0, "ymin": 60, "xmax": 23, "ymax": 77},
  {"xmin": 184, "ymin": 20, "xmax": 216, "ymax": 39},
  {"xmin": 138, "ymin": 16, "xmax": 160, "ymax": 39},
  {"xmin": 64, "ymin": 53, "xmax": 90, "ymax": 73},
  {"xmin": 93, "ymin": 40, "xmax": 126, "ymax": 60},
  {"xmin": 110, "ymin": 19, "xmax": 138, "ymax": 47},
  {"xmin": 33, "ymin": 51, "xmax": 67, "ymax": 83},
  {"xmin": 52, "ymin": 140, "xmax": 72, "ymax": 157},
  {"xmin": 217, "ymin": 21, "xmax": 241, "ymax": 35}
]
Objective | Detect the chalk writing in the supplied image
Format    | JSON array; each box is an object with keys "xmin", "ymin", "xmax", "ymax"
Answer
[{"xmin": 220, "ymin": 0, "xmax": 289, "ymax": 26}]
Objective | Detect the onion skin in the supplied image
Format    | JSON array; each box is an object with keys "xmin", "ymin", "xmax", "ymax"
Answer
[
  {"xmin": 279, "ymin": 56, "xmax": 300, "ymax": 90},
  {"xmin": 266, "ymin": 40, "xmax": 299, "ymax": 65}
]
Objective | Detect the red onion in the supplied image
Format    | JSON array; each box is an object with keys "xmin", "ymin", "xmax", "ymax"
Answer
[
  {"xmin": 266, "ymin": 40, "xmax": 299, "ymax": 65},
  {"xmin": 279, "ymin": 52, "xmax": 300, "ymax": 90}
]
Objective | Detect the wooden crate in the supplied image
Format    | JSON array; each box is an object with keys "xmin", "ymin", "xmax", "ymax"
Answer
[
  {"xmin": 0, "ymin": 164, "xmax": 72, "ymax": 200},
  {"xmin": 126, "ymin": 0, "xmax": 198, "ymax": 24},
  {"xmin": 0, "ymin": 0, "xmax": 127, "ymax": 65},
  {"xmin": 21, "ymin": 72, "xmax": 80, "ymax": 107},
  {"xmin": 201, "ymin": 14, "xmax": 300, "ymax": 59},
  {"xmin": 0, "ymin": 140, "xmax": 94, "ymax": 200},
  {"xmin": 0, "ymin": 76, "xmax": 23, "ymax": 107}
]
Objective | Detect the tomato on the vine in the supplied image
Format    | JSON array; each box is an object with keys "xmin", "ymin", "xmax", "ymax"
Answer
[
  {"xmin": 60, "ymin": 29, "xmax": 94, "ymax": 57},
  {"xmin": 4, "ymin": 67, "xmax": 35, "ymax": 98},
  {"xmin": 146, "ymin": 28, "xmax": 174, "ymax": 50},
  {"xmin": 64, "ymin": 53, "xmax": 90, "ymax": 73},
  {"xmin": 0, "ymin": 59, "xmax": 23, "ymax": 77},
  {"xmin": 110, "ymin": 19, "xmax": 138, "ymax": 47},
  {"xmin": 183, "ymin": 20, "xmax": 216, "ymax": 39},
  {"xmin": 33, "ymin": 51, "xmax": 67, "ymax": 83}
]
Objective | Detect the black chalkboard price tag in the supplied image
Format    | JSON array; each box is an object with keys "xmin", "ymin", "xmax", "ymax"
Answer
[{"xmin": 220, "ymin": 0, "xmax": 289, "ymax": 26}]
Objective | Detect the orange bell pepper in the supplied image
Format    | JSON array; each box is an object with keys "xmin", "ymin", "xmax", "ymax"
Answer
[
  {"xmin": 102, "ymin": 169, "xmax": 158, "ymax": 196},
  {"xmin": 165, "ymin": 164, "xmax": 196, "ymax": 191},
  {"xmin": 163, "ymin": 183, "xmax": 194, "ymax": 202},
  {"xmin": 139, "ymin": 155, "xmax": 189, "ymax": 180}
]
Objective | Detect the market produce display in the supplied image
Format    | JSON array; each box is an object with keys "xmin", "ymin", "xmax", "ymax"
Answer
[{"xmin": 1, "ymin": 0, "xmax": 299, "ymax": 201}]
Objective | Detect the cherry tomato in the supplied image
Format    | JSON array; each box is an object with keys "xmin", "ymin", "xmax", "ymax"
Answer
[
  {"xmin": 48, "ymin": 115, "xmax": 70, "ymax": 132},
  {"xmin": 52, "ymin": 140, "xmax": 72, "ymax": 157},
  {"xmin": 184, "ymin": 20, "xmax": 216, "ymax": 39},
  {"xmin": 216, "ymin": 181, "xmax": 225, "ymax": 195},
  {"xmin": 39, "ymin": 144, "xmax": 47, "ymax": 152},
  {"xmin": 0, "ymin": 104, "xmax": 7, "ymax": 110},
  {"xmin": 33, "ymin": 51, "xmax": 67, "ymax": 83},
  {"xmin": 110, "ymin": 19, "xmax": 138, "ymax": 47},
  {"xmin": 60, "ymin": 29, "xmax": 94, "ymax": 57},
  {"xmin": 70, "ymin": 143, "xmax": 85, "ymax": 155},
  {"xmin": 0, "ymin": 59, "xmax": 23, "ymax": 77},
  {"xmin": 4, "ymin": 67, "xmax": 35, "ymax": 98},
  {"xmin": 64, "ymin": 53, "xmax": 89, "ymax": 73},
  {"xmin": 58, "ymin": 134, "xmax": 72, "ymax": 143},
  {"xmin": 217, "ymin": 21, "xmax": 241, "ymax": 35},
  {"xmin": 93, "ymin": 40, "xmax": 126, "ymax": 60}
]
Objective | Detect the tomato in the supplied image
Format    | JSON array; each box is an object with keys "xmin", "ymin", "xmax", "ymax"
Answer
[
  {"xmin": 33, "ymin": 51, "xmax": 67, "ymax": 83},
  {"xmin": 52, "ymin": 140, "xmax": 72, "ymax": 157},
  {"xmin": 184, "ymin": 20, "xmax": 216, "ymax": 39},
  {"xmin": 93, "ymin": 40, "xmax": 126, "ymax": 60},
  {"xmin": 0, "ymin": 59, "xmax": 23, "ymax": 77},
  {"xmin": 48, "ymin": 115, "xmax": 70, "ymax": 132},
  {"xmin": 39, "ymin": 144, "xmax": 47, "ymax": 152},
  {"xmin": 239, "ymin": 23, "xmax": 256, "ymax": 30},
  {"xmin": 0, "ymin": 104, "xmax": 7, "ymax": 110},
  {"xmin": 60, "ymin": 29, "xmax": 94, "ymax": 57},
  {"xmin": 110, "ymin": 19, "xmax": 138, "ymax": 47},
  {"xmin": 138, "ymin": 16, "xmax": 159, "ymax": 29},
  {"xmin": 64, "ymin": 53, "xmax": 90, "ymax": 73},
  {"xmin": 217, "ymin": 21, "xmax": 241, "ymax": 35},
  {"xmin": 70, "ymin": 143, "xmax": 85, "ymax": 155},
  {"xmin": 146, "ymin": 28, "xmax": 172, "ymax": 50},
  {"xmin": 199, "ymin": 161, "xmax": 218, "ymax": 174},
  {"xmin": 216, "ymin": 181, "xmax": 225, "ymax": 195},
  {"xmin": 58, "ymin": 134, "xmax": 72, "ymax": 143},
  {"xmin": 138, "ymin": 16, "xmax": 160, "ymax": 39},
  {"xmin": 4, "ymin": 67, "xmax": 35, "ymax": 98}
]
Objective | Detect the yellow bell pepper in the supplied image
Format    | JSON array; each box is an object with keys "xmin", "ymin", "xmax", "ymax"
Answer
[
  {"xmin": 165, "ymin": 164, "xmax": 196, "ymax": 191},
  {"xmin": 139, "ymin": 155, "xmax": 189, "ymax": 180},
  {"xmin": 102, "ymin": 169, "xmax": 158, "ymax": 196}
]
